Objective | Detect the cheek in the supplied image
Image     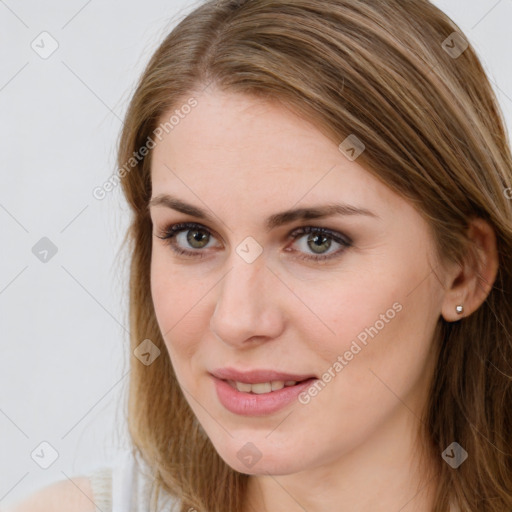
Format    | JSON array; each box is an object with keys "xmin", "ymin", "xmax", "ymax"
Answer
[
  {"xmin": 323, "ymin": 244, "xmax": 438, "ymax": 347},
  {"xmin": 150, "ymin": 251, "xmax": 210, "ymax": 362},
  {"xmin": 304, "ymin": 255, "xmax": 439, "ymax": 395},
  {"xmin": 301, "ymin": 270, "xmax": 404, "ymax": 361}
]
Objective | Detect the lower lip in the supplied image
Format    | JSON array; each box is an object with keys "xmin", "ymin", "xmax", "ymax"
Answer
[{"xmin": 212, "ymin": 376, "xmax": 317, "ymax": 416}]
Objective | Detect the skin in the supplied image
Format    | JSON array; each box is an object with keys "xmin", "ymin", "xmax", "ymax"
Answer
[
  {"xmin": 4, "ymin": 478, "xmax": 96, "ymax": 512},
  {"xmin": 149, "ymin": 87, "xmax": 498, "ymax": 512}
]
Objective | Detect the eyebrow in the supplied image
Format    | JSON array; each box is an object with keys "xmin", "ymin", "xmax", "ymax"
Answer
[{"xmin": 148, "ymin": 194, "xmax": 379, "ymax": 231}]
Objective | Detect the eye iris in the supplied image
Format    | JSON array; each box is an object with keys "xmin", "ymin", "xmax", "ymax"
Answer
[
  {"xmin": 308, "ymin": 233, "xmax": 331, "ymax": 254},
  {"xmin": 187, "ymin": 228, "xmax": 209, "ymax": 248}
]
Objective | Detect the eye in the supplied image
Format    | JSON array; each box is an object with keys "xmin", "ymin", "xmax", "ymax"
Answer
[
  {"xmin": 154, "ymin": 222, "xmax": 219, "ymax": 259},
  {"xmin": 154, "ymin": 222, "xmax": 352, "ymax": 262},
  {"xmin": 286, "ymin": 226, "xmax": 352, "ymax": 262}
]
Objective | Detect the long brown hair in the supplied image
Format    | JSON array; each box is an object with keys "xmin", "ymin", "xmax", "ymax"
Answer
[{"xmin": 117, "ymin": 1, "xmax": 512, "ymax": 510}]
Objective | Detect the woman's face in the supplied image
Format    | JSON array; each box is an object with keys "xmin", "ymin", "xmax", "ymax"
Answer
[{"xmin": 149, "ymin": 87, "xmax": 447, "ymax": 476}]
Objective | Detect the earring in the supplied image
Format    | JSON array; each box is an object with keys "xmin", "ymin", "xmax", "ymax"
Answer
[{"xmin": 455, "ymin": 305, "xmax": 464, "ymax": 314}]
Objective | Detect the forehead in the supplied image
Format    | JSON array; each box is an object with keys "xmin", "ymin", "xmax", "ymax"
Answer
[
  {"xmin": 149, "ymin": 88, "xmax": 396, "ymax": 215},
  {"xmin": 152, "ymin": 89, "xmax": 334, "ymax": 169}
]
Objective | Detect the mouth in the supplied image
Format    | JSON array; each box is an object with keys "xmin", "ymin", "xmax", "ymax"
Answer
[
  {"xmin": 210, "ymin": 367, "xmax": 316, "ymax": 389},
  {"xmin": 209, "ymin": 367, "xmax": 318, "ymax": 415},
  {"xmin": 224, "ymin": 378, "xmax": 314, "ymax": 394}
]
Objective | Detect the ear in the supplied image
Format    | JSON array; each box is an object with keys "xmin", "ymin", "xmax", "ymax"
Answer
[{"xmin": 441, "ymin": 218, "xmax": 499, "ymax": 322}]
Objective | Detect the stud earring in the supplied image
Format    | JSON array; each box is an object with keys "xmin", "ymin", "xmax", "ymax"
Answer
[{"xmin": 455, "ymin": 305, "xmax": 464, "ymax": 314}]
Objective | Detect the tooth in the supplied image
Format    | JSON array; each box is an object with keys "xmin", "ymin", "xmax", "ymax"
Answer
[
  {"xmin": 251, "ymin": 382, "xmax": 272, "ymax": 394},
  {"xmin": 235, "ymin": 381, "xmax": 252, "ymax": 392},
  {"xmin": 231, "ymin": 380, "xmax": 299, "ymax": 394},
  {"xmin": 271, "ymin": 380, "xmax": 285, "ymax": 391}
]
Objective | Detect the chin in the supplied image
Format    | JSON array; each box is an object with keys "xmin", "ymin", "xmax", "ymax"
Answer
[
  {"xmin": 225, "ymin": 454, "xmax": 306, "ymax": 476},
  {"xmin": 209, "ymin": 435, "xmax": 313, "ymax": 476}
]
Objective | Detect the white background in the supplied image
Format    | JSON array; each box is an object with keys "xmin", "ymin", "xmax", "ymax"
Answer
[{"xmin": 1, "ymin": 0, "xmax": 511, "ymax": 507}]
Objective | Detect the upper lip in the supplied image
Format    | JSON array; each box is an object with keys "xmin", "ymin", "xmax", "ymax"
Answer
[{"xmin": 210, "ymin": 367, "xmax": 316, "ymax": 384}]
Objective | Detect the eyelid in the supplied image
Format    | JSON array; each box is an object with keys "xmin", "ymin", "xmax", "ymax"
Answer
[
  {"xmin": 155, "ymin": 221, "xmax": 353, "ymax": 262},
  {"xmin": 155, "ymin": 221, "xmax": 222, "ymax": 249},
  {"xmin": 288, "ymin": 225, "xmax": 353, "ymax": 245},
  {"xmin": 155, "ymin": 220, "xmax": 351, "ymax": 245}
]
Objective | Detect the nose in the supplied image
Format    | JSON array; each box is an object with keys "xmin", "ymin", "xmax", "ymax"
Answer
[{"xmin": 209, "ymin": 256, "xmax": 285, "ymax": 347}]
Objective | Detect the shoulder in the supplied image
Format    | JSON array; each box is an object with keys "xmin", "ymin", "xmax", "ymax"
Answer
[
  {"xmin": 4, "ymin": 451, "xmax": 180, "ymax": 512},
  {"xmin": 4, "ymin": 476, "xmax": 97, "ymax": 512}
]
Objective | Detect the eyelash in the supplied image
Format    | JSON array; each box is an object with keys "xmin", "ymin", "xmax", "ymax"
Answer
[{"xmin": 154, "ymin": 222, "xmax": 352, "ymax": 262}]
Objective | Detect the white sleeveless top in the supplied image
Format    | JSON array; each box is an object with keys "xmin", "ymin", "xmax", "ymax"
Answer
[{"xmin": 88, "ymin": 450, "xmax": 181, "ymax": 512}]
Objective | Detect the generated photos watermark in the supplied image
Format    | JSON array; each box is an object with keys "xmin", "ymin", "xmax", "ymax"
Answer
[
  {"xmin": 92, "ymin": 97, "xmax": 198, "ymax": 200},
  {"xmin": 298, "ymin": 301, "xmax": 403, "ymax": 404}
]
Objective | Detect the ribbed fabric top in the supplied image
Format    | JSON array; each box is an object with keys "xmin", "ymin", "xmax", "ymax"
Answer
[{"xmin": 88, "ymin": 451, "xmax": 181, "ymax": 512}]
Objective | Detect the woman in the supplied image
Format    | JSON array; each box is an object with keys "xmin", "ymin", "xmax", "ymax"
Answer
[{"xmin": 8, "ymin": 0, "xmax": 512, "ymax": 511}]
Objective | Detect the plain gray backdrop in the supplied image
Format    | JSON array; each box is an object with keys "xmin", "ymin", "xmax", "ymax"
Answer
[{"xmin": 1, "ymin": 0, "xmax": 511, "ymax": 507}]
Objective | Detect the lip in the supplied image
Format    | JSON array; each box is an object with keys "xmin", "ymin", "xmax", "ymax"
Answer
[
  {"xmin": 211, "ymin": 374, "xmax": 318, "ymax": 416},
  {"xmin": 210, "ymin": 367, "xmax": 316, "ymax": 384}
]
